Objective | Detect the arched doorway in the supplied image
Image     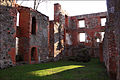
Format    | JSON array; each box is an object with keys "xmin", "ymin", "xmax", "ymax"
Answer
[{"xmin": 31, "ymin": 47, "xmax": 38, "ymax": 63}]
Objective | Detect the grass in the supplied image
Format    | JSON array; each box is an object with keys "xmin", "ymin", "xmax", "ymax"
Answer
[{"xmin": 0, "ymin": 58, "xmax": 109, "ymax": 80}]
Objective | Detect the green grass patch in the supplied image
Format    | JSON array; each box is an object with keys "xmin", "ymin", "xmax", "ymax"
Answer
[{"xmin": 0, "ymin": 58, "xmax": 109, "ymax": 80}]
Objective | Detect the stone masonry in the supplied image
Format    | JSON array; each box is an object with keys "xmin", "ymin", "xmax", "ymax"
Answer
[
  {"xmin": 0, "ymin": 5, "xmax": 16, "ymax": 68},
  {"xmin": 102, "ymin": 0, "xmax": 120, "ymax": 80}
]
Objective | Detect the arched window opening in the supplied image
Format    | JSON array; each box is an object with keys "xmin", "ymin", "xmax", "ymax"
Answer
[{"xmin": 31, "ymin": 47, "xmax": 36, "ymax": 61}]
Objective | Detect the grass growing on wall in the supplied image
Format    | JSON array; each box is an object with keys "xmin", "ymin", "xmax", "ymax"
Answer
[{"xmin": 0, "ymin": 58, "xmax": 109, "ymax": 80}]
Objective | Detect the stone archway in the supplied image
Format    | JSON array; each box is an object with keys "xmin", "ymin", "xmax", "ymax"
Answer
[{"xmin": 31, "ymin": 47, "xmax": 38, "ymax": 63}]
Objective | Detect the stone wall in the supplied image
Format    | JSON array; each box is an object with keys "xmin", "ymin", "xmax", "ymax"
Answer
[
  {"xmin": 0, "ymin": 5, "xmax": 50, "ymax": 68},
  {"xmin": 30, "ymin": 10, "xmax": 49, "ymax": 63},
  {"xmin": 102, "ymin": 0, "xmax": 120, "ymax": 80},
  {"xmin": 0, "ymin": 6, "xmax": 16, "ymax": 68},
  {"xmin": 103, "ymin": 28, "xmax": 118, "ymax": 80}
]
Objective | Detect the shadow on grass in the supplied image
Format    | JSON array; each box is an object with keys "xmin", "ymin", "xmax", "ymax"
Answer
[{"xmin": 0, "ymin": 58, "xmax": 110, "ymax": 80}]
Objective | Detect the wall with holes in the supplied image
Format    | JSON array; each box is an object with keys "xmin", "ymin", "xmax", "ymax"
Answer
[
  {"xmin": 65, "ymin": 12, "xmax": 107, "ymax": 57},
  {"xmin": 30, "ymin": 9, "xmax": 49, "ymax": 63},
  {"xmin": 0, "ymin": 4, "xmax": 49, "ymax": 68}
]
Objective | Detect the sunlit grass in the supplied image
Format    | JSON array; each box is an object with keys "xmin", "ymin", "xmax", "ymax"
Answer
[
  {"xmin": 0, "ymin": 58, "xmax": 110, "ymax": 80},
  {"xmin": 28, "ymin": 65, "xmax": 85, "ymax": 76}
]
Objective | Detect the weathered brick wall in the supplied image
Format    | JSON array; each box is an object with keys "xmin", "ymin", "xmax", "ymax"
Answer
[
  {"xmin": 67, "ymin": 12, "xmax": 106, "ymax": 57},
  {"xmin": 0, "ymin": 6, "xmax": 16, "ymax": 68},
  {"xmin": 16, "ymin": 6, "xmax": 31, "ymax": 63}
]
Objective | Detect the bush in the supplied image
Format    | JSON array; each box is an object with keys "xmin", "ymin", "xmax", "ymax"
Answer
[
  {"xmin": 66, "ymin": 45, "xmax": 91, "ymax": 62},
  {"xmin": 75, "ymin": 48, "xmax": 91, "ymax": 62},
  {"xmin": 16, "ymin": 55, "xmax": 24, "ymax": 62}
]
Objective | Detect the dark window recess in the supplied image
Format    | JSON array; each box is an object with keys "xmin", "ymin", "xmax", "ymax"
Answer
[
  {"xmin": 31, "ymin": 17, "xmax": 36, "ymax": 35},
  {"xmin": 31, "ymin": 47, "xmax": 36, "ymax": 61}
]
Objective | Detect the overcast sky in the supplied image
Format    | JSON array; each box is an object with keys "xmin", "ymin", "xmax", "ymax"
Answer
[{"xmin": 17, "ymin": 1, "xmax": 107, "ymax": 20}]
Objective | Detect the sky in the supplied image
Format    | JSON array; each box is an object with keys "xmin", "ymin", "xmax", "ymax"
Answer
[{"xmin": 17, "ymin": 0, "xmax": 107, "ymax": 20}]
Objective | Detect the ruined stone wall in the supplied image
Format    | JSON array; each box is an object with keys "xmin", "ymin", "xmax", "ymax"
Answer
[
  {"xmin": 30, "ymin": 10, "xmax": 49, "ymax": 63},
  {"xmin": 115, "ymin": 13, "xmax": 120, "ymax": 80},
  {"xmin": 102, "ymin": 0, "xmax": 120, "ymax": 80},
  {"xmin": 103, "ymin": 27, "xmax": 118, "ymax": 80},
  {"xmin": 17, "ymin": 6, "xmax": 49, "ymax": 64},
  {"xmin": 113, "ymin": 1, "xmax": 120, "ymax": 79},
  {"xmin": 0, "ymin": 6, "xmax": 16, "ymax": 68},
  {"xmin": 0, "ymin": 5, "xmax": 50, "ymax": 67},
  {"xmin": 53, "ymin": 23, "xmax": 64, "ymax": 59},
  {"xmin": 67, "ymin": 12, "xmax": 106, "ymax": 57},
  {"xmin": 52, "ymin": 3, "xmax": 66, "ymax": 61}
]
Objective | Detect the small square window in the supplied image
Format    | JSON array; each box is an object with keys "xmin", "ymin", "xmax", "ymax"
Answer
[
  {"xmin": 96, "ymin": 38, "xmax": 100, "ymax": 42},
  {"xmin": 66, "ymin": 33, "xmax": 72, "ymax": 45},
  {"xmin": 101, "ymin": 18, "xmax": 106, "ymax": 26},
  {"xmin": 79, "ymin": 33, "xmax": 86, "ymax": 42},
  {"xmin": 79, "ymin": 20, "xmax": 85, "ymax": 28}
]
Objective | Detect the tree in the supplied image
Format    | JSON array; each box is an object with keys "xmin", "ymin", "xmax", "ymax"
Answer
[{"xmin": 16, "ymin": 0, "xmax": 47, "ymax": 10}]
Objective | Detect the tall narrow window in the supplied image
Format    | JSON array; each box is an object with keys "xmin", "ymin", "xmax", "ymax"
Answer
[
  {"xmin": 31, "ymin": 17, "xmax": 36, "ymax": 35},
  {"xmin": 79, "ymin": 20, "xmax": 85, "ymax": 28},
  {"xmin": 16, "ymin": 12, "xmax": 20, "ymax": 27},
  {"xmin": 31, "ymin": 47, "xmax": 36, "ymax": 61},
  {"xmin": 79, "ymin": 33, "xmax": 86, "ymax": 42},
  {"xmin": 65, "ymin": 15, "xmax": 68, "ymax": 27},
  {"xmin": 16, "ymin": 37, "xmax": 19, "ymax": 55},
  {"xmin": 100, "ymin": 18, "xmax": 106, "ymax": 26},
  {"xmin": 101, "ymin": 32, "xmax": 105, "ymax": 41},
  {"xmin": 66, "ymin": 33, "xmax": 72, "ymax": 45}
]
